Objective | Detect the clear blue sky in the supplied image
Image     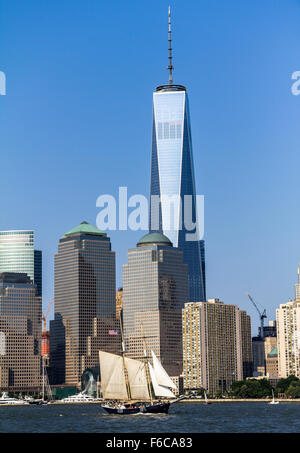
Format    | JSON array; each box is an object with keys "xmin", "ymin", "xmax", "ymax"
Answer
[{"xmin": 1, "ymin": 0, "xmax": 300, "ymax": 333}]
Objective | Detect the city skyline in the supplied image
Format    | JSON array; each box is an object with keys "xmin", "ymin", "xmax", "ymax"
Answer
[{"xmin": 1, "ymin": 1, "xmax": 300, "ymax": 333}]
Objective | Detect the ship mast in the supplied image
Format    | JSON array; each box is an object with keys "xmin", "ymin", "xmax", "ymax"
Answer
[
  {"xmin": 119, "ymin": 317, "xmax": 132, "ymax": 400},
  {"xmin": 140, "ymin": 323, "xmax": 153, "ymax": 402},
  {"xmin": 42, "ymin": 355, "xmax": 45, "ymax": 401}
]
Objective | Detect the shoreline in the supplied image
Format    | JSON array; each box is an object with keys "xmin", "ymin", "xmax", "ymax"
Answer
[
  {"xmin": 1, "ymin": 398, "xmax": 300, "ymax": 406},
  {"xmin": 179, "ymin": 398, "xmax": 300, "ymax": 403}
]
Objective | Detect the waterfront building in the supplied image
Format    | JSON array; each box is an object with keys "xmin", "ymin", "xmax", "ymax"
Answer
[
  {"xmin": 252, "ymin": 338, "xmax": 265, "ymax": 377},
  {"xmin": 149, "ymin": 8, "xmax": 206, "ymax": 302},
  {"xmin": 266, "ymin": 346, "xmax": 279, "ymax": 379},
  {"xmin": 0, "ymin": 272, "xmax": 41, "ymax": 392},
  {"xmin": 122, "ymin": 232, "xmax": 189, "ymax": 377},
  {"xmin": 264, "ymin": 334, "xmax": 277, "ymax": 359},
  {"xmin": 239, "ymin": 309, "xmax": 253, "ymax": 378},
  {"xmin": 182, "ymin": 299, "xmax": 252, "ymax": 394},
  {"xmin": 295, "ymin": 265, "xmax": 300, "ymax": 300},
  {"xmin": 276, "ymin": 266, "xmax": 300, "ymax": 378},
  {"xmin": 0, "ymin": 230, "xmax": 42, "ymax": 297},
  {"xmin": 50, "ymin": 221, "xmax": 120, "ymax": 386}
]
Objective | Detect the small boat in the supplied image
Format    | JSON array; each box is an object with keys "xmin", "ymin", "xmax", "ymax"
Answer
[
  {"xmin": 23, "ymin": 395, "xmax": 44, "ymax": 405},
  {"xmin": 60, "ymin": 392, "xmax": 97, "ymax": 403},
  {"xmin": 99, "ymin": 349, "xmax": 178, "ymax": 415},
  {"xmin": 204, "ymin": 391, "xmax": 212, "ymax": 405},
  {"xmin": 0, "ymin": 392, "xmax": 28, "ymax": 405},
  {"xmin": 269, "ymin": 389, "xmax": 279, "ymax": 405}
]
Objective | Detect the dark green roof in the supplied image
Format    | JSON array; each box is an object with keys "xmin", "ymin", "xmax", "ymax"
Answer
[
  {"xmin": 267, "ymin": 346, "xmax": 278, "ymax": 358},
  {"xmin": 63, "ymin": 221, "xmax": 106, "ymax": 238},
  {"xmin": 137, "ymin": 232, "xmax": 172, "ymax": 247}
]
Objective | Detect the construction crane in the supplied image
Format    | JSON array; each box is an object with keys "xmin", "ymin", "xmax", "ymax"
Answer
[
  {"xmin": 245, "ymin": 293, "xmax": 267, "ymax": 339},
  {"xmin": 42, "ymin": 299, "xmax": 54, "ymax": 334},
  {"xmin": 42, "ymin": 299, "xmax": 54, "ymax": 359}
]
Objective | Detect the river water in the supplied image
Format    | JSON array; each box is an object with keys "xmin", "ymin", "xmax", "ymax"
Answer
[{"xmin": 0, "ymin": 402, "xmax": 299, "ymax": 433}]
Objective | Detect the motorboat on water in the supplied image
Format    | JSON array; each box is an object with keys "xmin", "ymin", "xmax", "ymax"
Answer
[
  {"xmin": 0, "ymin": 392, "xmax": 29, "ymax": 405},
  {"xmin": 23, "ymin": 395, "xmax": 47, "ymax": 405},
  {"xmin": 60, "ymin": 392, "xmax": 97, "ymax": 403},
  {"xmin": 99, "ymin": 349, "xmax": 182, "ymax": 415}
]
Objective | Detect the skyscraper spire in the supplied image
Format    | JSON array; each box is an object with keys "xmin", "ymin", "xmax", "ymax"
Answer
[{"xmin": 168, "ymin": 6, "xmax": 174, "ymax": 85}]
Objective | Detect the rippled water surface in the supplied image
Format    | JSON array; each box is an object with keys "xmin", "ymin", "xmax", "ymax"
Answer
[{"xmin": 0, "ymin": 402, "xmax": 299, "ymax": 433}]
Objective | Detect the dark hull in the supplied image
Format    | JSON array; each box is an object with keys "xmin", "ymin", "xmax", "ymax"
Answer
[
  {"xmin": 144, "ymin": 403, "xmax": 170, "ymax": 414},
  {"xmin": 102, "ymin": 402, "xmax": 170, "ymax": 415}
]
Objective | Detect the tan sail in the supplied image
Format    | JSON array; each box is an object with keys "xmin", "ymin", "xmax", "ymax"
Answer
[
  {"xmin": 99, "ymin": 351, "xmax": 128, "ymax": 400},
  {"xmin": 148, "ymin": 362, "xmax": 176, "ymax": 398},
  {"xmin": 124, "ymin": 357, "xmax": 150, "ymax": 400},
  {"xmin": 151, "ymin": 351, "xmax": 176, "ymax": 390}
]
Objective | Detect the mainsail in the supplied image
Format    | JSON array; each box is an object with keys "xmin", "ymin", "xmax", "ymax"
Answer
[
  {"xmin": 124, "ymin": 357, "xmax": 150, "ymax": 400},
  {"xmin": 99, "ymin": 349, "xmax": 176, "ymax": 401},
  {"xmin": 99, "ymin": 351, "xmax": 128, "ymax": 400},
  {"xmin": 151, "ymin": 351, "xmax": 177, "ymax": 390}
]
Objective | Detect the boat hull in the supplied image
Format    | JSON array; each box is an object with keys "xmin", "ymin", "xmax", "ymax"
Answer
[{"xmin": 102, "ymin": 402, "xmax": 170, "ymax": 415}]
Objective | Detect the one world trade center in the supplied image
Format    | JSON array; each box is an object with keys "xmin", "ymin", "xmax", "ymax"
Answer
[{"xmin": 149, "ymin": 7, "xmax": 206, "ymax": 302}]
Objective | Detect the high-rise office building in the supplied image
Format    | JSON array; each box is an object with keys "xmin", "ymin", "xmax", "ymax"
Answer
[
  {"xmin": 50, "ymin": 221, "xmax": 119, "ymax": 386},
  {"xmin": 182, "ymin": 299, "xmax": 252, "ymax": 393},
  {"xmin": 0, "ymin": 230, "xmax": 42, "ymax": 297},
  {"xmin": 276, "ymin": 266, "xmax": 300, "ymax": 378},
  {"xmin": 122, "ymin": 232, "xmax": 189, "ymax": 377},
  {"xmin": 266, "ymin": 346, "xmax": 278, "ymax": 379},
  {"xmin": 277, "ymin": 300, "xmax": 300, "ymax": 378},
  {"xmin": 239, "ymin": 309, "xmax": 253, "ymax": 378},
  {"xmin": 149, "ymin": 8, "xmax": 206, "ymax": 302},
  {"xmin": 0, "ymin": 272, "xmax": 41, "ymax": 391},
  {"xmin": 295, "ymin": 265, "xmax": 300, "ymax": 300}
]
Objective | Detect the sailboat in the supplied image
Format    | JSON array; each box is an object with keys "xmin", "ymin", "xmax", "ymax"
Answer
[
  {"xmin": 204, "ymin": 390, "xmax": 212, "ymax": 405},
  {"xmin": 40, "ymin": 356, "xmax": 53, "ymax": 405},
  {"xmin": 99, "ymin": 350, "xmax": 180, "ymax": 414},
  {"xmin": 269, "ymin": 389, "xmax": 279, "ymax": 405}
]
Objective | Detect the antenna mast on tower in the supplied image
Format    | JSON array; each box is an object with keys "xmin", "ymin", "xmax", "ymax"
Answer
[{"xmin": 168, "ymin": 6, "xmax": 174, "ymax": 84}]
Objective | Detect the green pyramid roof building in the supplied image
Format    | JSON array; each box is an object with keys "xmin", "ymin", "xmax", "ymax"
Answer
[
  {"xmin": 137, "ymin": 232, "xmax": 172, "ymax": 247},
  {"xmin": 63, "ymin": 221, "xmax": 106, "ymax": 238},
  {"xmin": 267, "ymin": 346, "xmax": 278, "ymax": 358}
]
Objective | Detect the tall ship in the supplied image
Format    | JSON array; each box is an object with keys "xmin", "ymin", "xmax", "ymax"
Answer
[{"xmin": 99, "ymin": 349, "xmax": 180, "ymax": 415}]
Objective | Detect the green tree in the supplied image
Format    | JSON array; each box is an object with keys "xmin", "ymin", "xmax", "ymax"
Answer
[
  {"xmin": 285, "ymin": 381, "xmax": 300, "ymax": 398},
  {"xmin": 230, "ymin": 379, "xmax": 272, "ymax": 398},
  {"xmin": 276, "ymin": 375, "xmax": 299, "ymax": 394}
]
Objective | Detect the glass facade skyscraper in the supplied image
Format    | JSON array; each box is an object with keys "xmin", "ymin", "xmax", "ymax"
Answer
[
  {"xmin": 0, "ymin": 230, "xmax": 42, "ymax": 297},
  {"xmin": 50, "ymin": 221, "xmax": 120, "ymax": 385},
  {"xmin": 0, "ymin": 272, "xmax": 42, "ymax": 391},
  {"xmin": 150, "ymin": 84, "xmax": 206, "ymax": 302},
  {"xmin": 123, "ymin": 232, "xmax": 189, "ymax": 377}
]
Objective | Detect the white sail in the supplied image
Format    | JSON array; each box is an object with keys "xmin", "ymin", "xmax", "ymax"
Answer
[
  {"xmin": 99, "ymin": 351, "xmax": 128, "ymax": 400},
  {"xmin": 124, "ymin": 357, "xmax": 150, "ymax": 400},
  {"xmin": 151, "ymin": 350, "xmax": 176, "ymax": 390},
  {"xmin": 149, "ymin": 362, "xmax": 176, "ymax": 398}
]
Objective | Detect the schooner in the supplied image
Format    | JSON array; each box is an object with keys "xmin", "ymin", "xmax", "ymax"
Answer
[{"xmin": 99, "ymin": 349, "xmax": 179, "ymax": 414}]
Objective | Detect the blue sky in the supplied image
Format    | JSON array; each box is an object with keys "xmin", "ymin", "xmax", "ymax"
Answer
[{"xmin": 1, "ymin": 0, "xmax": 300, "ymax": 333}]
